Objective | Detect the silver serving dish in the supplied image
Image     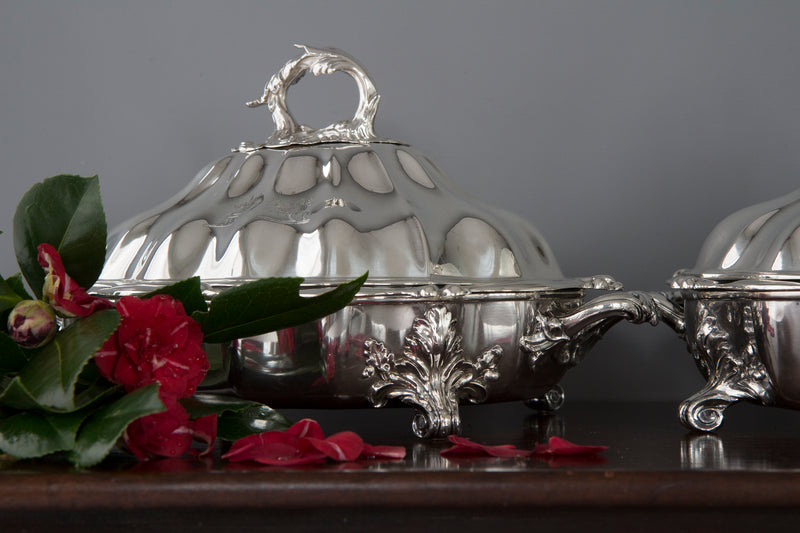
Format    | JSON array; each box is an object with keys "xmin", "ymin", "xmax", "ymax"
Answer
[
  {"xmin": 94, "ymin": 46, "xmax": 672, "ymax": 437},
  {"xmin": 658, "ymin": 187, "xmax": 800, "ymax": 431}
]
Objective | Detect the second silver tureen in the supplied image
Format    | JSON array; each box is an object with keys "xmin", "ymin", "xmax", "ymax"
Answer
[{"xmin": 659, "ymin": 186, "xmax": 800, "ymax": 431}]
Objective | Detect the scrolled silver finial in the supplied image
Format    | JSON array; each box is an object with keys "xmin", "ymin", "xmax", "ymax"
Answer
[{"xmin": 248, "ymin": 44, "xmax": 393, "ymax": 147}]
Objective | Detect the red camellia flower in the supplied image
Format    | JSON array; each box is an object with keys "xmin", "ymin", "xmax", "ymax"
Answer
[
  {"xmin": 94, "ymin": 294, "xmax": 209, "ymax": 400},
  {"xmin": 37, "ymin": 243, "xmax": 114, "ymax": 317},
  {"xmin": 124, "ymin": 397, "xmax": 194, "ymax": 460}
]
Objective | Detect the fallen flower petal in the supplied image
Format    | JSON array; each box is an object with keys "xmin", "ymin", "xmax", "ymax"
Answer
[
  {"xmin": 286, "ymin": 418, "xmax": 326, "ymax": 440},
  {"xmin": 222, "ymin": 430, "xmax": 298, "ymax": 462},
  {"xmin": 189, "ymin": 414, "xmax": 218, "ymax": 457},
  {"xmin": 441, "ymin": 435, "xmax": 530, "ymax": 458},
  {"xmin": 301, "ymin": 431, "xmax": 364, "ymax": 462},
  {"xmin": 360, "ymin": 444, "xmax": 407, "ymax": 460},
  {"xmin": 532, "ymin": 436, "xmax": 608, "ymax": 456},
  {"xmin": 224, "ymin": 418, "xmax": 406, "ymax": 466}
]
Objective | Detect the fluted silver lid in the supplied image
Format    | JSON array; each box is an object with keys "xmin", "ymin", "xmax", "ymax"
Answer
[
  {"xmin": 98, "ymin": 46, "xmax": 581, "ymax": 294},
  {"xmin": 673, "ymin": 187, "xmax": 800, "ymax": 289}
]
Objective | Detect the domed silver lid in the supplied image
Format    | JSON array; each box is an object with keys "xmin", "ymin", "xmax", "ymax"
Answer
[
  {"xmin": 673, "ymin": 187, "xmax": 800, "ymax": 290},
  {"xmin": 98, "ymin": 46, "xmax": 593, "ymax": 295}
]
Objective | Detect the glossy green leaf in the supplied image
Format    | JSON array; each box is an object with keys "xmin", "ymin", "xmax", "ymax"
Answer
[
  {"xmin": 70, "ymin": 384, "xmax": 164, "ymax": 467},
  {"xmin": 17, "ymin": 309, "xmax": 120, "ymax": 411},
  {"xmin": 182, "ymin": 394, "xmax": 290, "ymax": 441},
  {"xmin": 0, "ymin": 332, "xmax": 28, "ymax": 374},
  {"xmin": 0, "ymin": 376, "xmax": 43, "ymax": 410},
  {"xmin": 6, "ymin": 273, "xmax": 33, "ymax": 301},
  {"xmin": 0, "ymin": 409, "xmax": 88, "ymax": 459},
  {"xmin": 195, "ymin": 272, "xmax": 367, "ymax": 344},
  {"xmin": 0, "ymin": 275, "xmax": 22, "ymax": 315},
  {"xmin": 143, "ymin": 276, "xmax": 208, "ymax": 316},
  {"xmin": 13, "ymin": 175, "xmax": 107, "ymax": 297}
]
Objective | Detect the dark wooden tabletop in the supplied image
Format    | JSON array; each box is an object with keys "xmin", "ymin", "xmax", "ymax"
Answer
[{"xmin": 4, "ymin": 400, "xmax": 800, "ymax": 532}]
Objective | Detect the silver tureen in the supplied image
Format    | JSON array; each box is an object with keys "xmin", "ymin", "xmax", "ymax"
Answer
[
  {"xmin": 94, "ymin": 46, "xmax": 673, "ymax": 438},
  {"xmin": 659, "ymin": 187, "xmax": 800, "ymax": 432}
]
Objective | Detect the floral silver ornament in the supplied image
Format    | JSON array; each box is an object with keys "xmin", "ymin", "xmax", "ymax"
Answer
[{"xmin": 362, "ymin": 305, "xmax": 502, "ymax": 438}]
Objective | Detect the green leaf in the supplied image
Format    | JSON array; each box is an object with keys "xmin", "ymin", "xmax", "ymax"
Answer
[
  {"xmin": 143, "ymin": 276, "xmax": 208, "ymax": 316},
  {"xmin": 6, "ymin": 273, "xmax": 33, "ymax": 300},
  {"xmin": 70, "ymin": 384, "xmax": 164, "ymax": 467},
  {"xmin": 0, "ymin": 275, "xmax": 23, "ymax": 315},
  {"xmin": 13, "ymin": 175, "xmax": 107, "ymax": 298},
  {"xmin": 0, "ymin": 376, "xmax": 43, "ymax": 410},
  {"xmin": 182, "ymin": 394, "xmax": 290, "ymax": 441},
  {"xmin": 0, "ymin": 332, "xmax": 28, "ymax": 374},
  {"xmin": 16, "ymin": 309, "xmax": 120, "ymax": 411},
  {"xmin": 0, "ymin": 409, "xmax": 88, "ymax": 459},
  {"xmin": 195, "ymin": 272, "xmax": 367, "ymax": 344}
]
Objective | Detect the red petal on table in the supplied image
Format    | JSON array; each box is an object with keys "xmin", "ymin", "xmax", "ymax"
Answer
[
  {"xmin": 532, "ymin": 436, "xmax": 608, "ymax": 456},
  {"xmin": 189, "ymin": 414, "xmax": 218, "ymax": 456},
  {"xmin": 222, "ymin": 430, "xmax": 298, "ymax": 462},
  {"xmin": 250, "ymin": 446, "xmax": 328, "ymax": 466},
  {"xmin": 301, "ymin": 431, "xmax": 364, "ymax": 462},
  {"xmin": 360, "ymin": 444, "xmax": 407, "ymax": 460},
  {"xmin": 440, "ymin": 435, "xmax": 530, "ymax": 458},
  {"xmin": 224, "ymin": 433, "xmax": 327, "ymax": 466},
  {"xmin": 286, "ymin": 418, "xmax": 326, "ymax": 440}
]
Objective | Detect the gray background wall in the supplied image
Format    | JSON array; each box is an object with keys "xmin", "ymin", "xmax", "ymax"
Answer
[{"xmin": 2, "ymin": 1, "xmax": 799, "ymax": 402}]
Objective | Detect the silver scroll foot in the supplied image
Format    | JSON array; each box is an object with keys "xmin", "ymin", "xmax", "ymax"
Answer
[
  {"xmin": 362, "ymin": 305, "xmax": 502, "ymax": 439},
  {"xmin": 524, "ymin": 385, "xmax": 565, "ymax": 413},
  {"xmin": 679, "ymin": 303, "xmax": 775, "ymax": 432}
]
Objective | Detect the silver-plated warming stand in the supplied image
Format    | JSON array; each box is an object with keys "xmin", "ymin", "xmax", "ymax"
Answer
[
  {"xmin": 656, "ymin": 188, "xmax": 800, "ymax": 431},
  {"xmin": 94, "ymin": 45, "xmax": 673, "ymax": 438}
]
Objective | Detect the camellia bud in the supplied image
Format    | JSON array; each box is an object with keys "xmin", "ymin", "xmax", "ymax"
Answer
[{"xmin": 7, "ymin": 300, "xmax": 57, "ymax": 348}]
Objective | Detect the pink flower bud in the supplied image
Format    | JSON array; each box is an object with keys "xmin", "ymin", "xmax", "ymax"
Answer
[{"xmin": 7, "ymin": 300, "xmax": 57, "ymax": 348}]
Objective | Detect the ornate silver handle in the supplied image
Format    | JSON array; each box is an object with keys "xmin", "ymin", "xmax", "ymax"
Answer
[
  {"xmin": 247, "ymin": 45, "xmax": 383, "ymax": 147},
  {"xmin": 521, "ymin": 291, "xmax": 685, "ymax": 368}
]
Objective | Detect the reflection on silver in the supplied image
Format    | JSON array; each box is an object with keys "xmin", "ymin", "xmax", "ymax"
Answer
[
  {"xmin": 363, "ymin": 306, "xmax": 502, "ymax": 438},
  {"xmin": 680, "ymin": 434, "xmax": 726, "ymax": 470},
  {"xmin": 679, "ymin": 301, "xmax": 775, "ymax": 432},
  {"xmin": 680, "ymin": 433, "xmax": 779, "ymax": 471}
]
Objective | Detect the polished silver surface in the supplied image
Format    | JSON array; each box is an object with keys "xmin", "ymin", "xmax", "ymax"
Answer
[
  {"xmin": 94, "ymin": 46, "xmax": 668, "ymax": 437},
  {"xmin": 363, "ymin": 305, "xmax": 502, "ymax": 438},
  {"xmin": 685, "ymin": 186, "xmax": 800, "ymax": 282},
  {"xmin": 98, "ymin": 46, "xmax": 565, "ymax": 290}
]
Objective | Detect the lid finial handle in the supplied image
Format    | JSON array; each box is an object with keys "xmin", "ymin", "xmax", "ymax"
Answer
[{"xmin": 247, "ymin": 45, "xmax": 380, "ymax": 147}]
